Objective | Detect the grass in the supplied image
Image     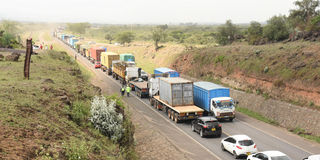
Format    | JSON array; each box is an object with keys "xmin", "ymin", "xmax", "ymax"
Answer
[
  {"xmin": 0, "ymin": 49, "xmax": 137, "ymax": 159},
  {"xmin": 236, "ymin": 107, "xmax": 279, "ymax": 125},
  {"xmin": 290, "ymin": 127, "xmax": 320, "ymax": 143}
]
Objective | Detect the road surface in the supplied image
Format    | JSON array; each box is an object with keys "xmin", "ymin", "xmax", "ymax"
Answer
[{"xmin": 56, "ymin": 37, "xmax": 320, "ymax": 160}]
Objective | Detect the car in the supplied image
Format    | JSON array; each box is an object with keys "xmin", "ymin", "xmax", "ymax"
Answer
[
  {"xmin": 33, "ymin": 45, "xmax": 40, "ymax": 50},
  {"xmin": 247, "ymin": 151, "xmax": 291, "ymax": 160},
  {"xmin": 191, "ymin": 116, "xmax": 222, "ymax": 138},
  {"xmin": 303, "ymin": 154, "xmax": 320, "ymax": 160},
  {"xmin": 221, "ymin": 135, "xmax": 258, "ymax": 158}
]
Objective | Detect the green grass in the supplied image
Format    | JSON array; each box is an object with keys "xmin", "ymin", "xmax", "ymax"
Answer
[
  {"xmin": 0, "ymin": 49, "xmax": 137, "ymax": 159},
  {"xmin": 236, "ymin": 107, "xmax": 279, "ymax": 125},
  {"xmin": 290, "ymin": 127, "xmax": 320, "ymax": 143}
]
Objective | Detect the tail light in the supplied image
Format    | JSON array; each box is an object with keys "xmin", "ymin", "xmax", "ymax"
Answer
[
  {"xmin": 218, "ymin": 124, "xmax": 222, "ymax": 127},
  {"xmin": 254, "ymin": 145, "xmax": 257, "ymax": 148},
  {"xmin": 203, "ymin": 125, "xmax": 208, "ymax": 128},
  {"xmin": 236, "ymin": 146, "xmax": 242, "ymax": 149}
]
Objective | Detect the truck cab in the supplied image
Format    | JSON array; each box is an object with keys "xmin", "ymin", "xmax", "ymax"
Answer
[{"xmin": 211, "ymin": 97, "xmax": 235, "ymax": 121}]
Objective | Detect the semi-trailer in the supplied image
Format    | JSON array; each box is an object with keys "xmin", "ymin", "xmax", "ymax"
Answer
[
  {"xmin": 129, "ymin": 79, "xmax": 149, "ymax": 98},
  {"xmin": 193, "ymin": 81, "xmax": 235, "ymax": 121},
  {"xmin": 101, "ymin": 52, "xmax": 120, "ymax": 75},
  {"xmin": 149, "ymin": 77, "xmax": 204, "ymax": 123},
  {"xmin": 90, "ymin": 47, "xmax": 104, "ymax": 68},
  {"xmin": 112, "ymin": 61, "xmax": 141, "ymax": 85}
]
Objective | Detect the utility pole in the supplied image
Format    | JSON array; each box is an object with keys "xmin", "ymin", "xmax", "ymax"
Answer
[{"xmin": 24, "ymin": 38, "xmax": 32, "ymax": 79}]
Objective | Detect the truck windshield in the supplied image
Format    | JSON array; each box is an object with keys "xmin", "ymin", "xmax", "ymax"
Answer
[{"xmin": 216, "ymin": 101, "xmax": 233, "ymax": 108}]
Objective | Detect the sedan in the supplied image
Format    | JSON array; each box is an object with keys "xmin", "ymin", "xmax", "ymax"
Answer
[
  {"xmin": 191, "ymin": 116, "xmax": 222, "ymax": 138},
  {"xmin": 247, "ymin": 151, "xmax": 291, "ymax": 160},
  {"xmin": 221, "ymin": 135, "xmax": 258, "ymax": 158},
  {"xmin": 303, "ymin": 154, "xmax": 320, "ymax": 160}
]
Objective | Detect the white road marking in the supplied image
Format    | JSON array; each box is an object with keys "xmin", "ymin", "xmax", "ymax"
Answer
[{"xmin": 56, "ymin": 38, "xmax": 222, "ymax": 160}]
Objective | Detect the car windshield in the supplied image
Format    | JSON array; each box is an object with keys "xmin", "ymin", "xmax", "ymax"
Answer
[
  {"xmin": 205, "ymin": 121, "xmax": 219, "ymax": 126},
  {"xmin": 271, "ymin": 156, "xmax": 291, "ymax": 160},
  {"xmin": 238, "ymin": 140, "xmax": 254, "ymax": 146},
  {"xmin": 216, "ymin": 101, "xmax": 233, "ymax": 108}
]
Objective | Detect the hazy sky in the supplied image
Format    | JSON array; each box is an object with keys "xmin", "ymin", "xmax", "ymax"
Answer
[{"xmin": 0, "ymin": 0, "xmax": 297, "ymax": 24}]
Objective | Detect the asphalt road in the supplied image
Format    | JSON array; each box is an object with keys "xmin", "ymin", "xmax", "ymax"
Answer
[{"xmin": 56, "ymin": 38, "xmax": 320, "ymax": 160}]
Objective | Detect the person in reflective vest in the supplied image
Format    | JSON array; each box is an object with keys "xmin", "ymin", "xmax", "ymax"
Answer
[
  {"xmin": 120, "ymin": 86, "xmax": 125, "ymax": 96},
  {"xmin": 126, "ymin": 85, "xmax": 131, "ymax": 97}
]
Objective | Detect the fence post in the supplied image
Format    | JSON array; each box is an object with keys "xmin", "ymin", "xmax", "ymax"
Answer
[{"xmin": 24, "ymin": 38, "xmax": 32, "ymax": 79}]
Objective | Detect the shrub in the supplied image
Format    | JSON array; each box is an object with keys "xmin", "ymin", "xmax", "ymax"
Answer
[
  {"xmin": 90, "ymin": 96, "xmax": 124, "ymax": 142},
  {"xmin": 64, "ymin": 138, "xmax": 89, "ymax": 160},
  {"xmin": 70, "ymin": 101, "xmax": 90, "ymax": 126},
  {"xmin": 263, "ymin": 15, "xmax": 289, "ymax": 41}
]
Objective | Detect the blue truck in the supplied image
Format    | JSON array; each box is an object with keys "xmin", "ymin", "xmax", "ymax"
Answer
[
  {"xmin": 193, "ymin": 81, "xmax": 235, "ymax": 121},
  {"xmin": 154, "ymin": 67, "xmax": 179, "ymax": 78}
]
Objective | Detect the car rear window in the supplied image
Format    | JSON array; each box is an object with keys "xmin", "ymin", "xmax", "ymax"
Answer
[
  {"xmin": 238, "ymin": 140, "xmax": 254, "ymax": 146},
  {"xmin": 205, "ymin": 121, "xmax": 219, "ymax": 126},
  {"xmin": 271, "ymin": 156, "xmax": 291, "ymax": 160}
]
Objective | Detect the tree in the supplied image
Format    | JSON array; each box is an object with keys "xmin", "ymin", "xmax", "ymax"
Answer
[
  {"xmin": 105, "ymin": 33, "xmax": 114, "ymax": 44},
  {"xmin": 116, "ymin": 32, "xmax": 135, "ymax": 45},
  {"xmin": 170, "ymin": 31, "xmax": 186, "ymax": 43},
  {"xmin": 247, "ymin": 21, "xmax": 263, "ymax": 45},
  {"xmin": 152, "ymin": 25, "xmax": 168, "ymax": 51},
  {"xmin": 263, "ymin": 15, "xmax": 289, "ymax": 41},
  {"xmin": 67, "ymin": 23, "xmax": 90, "ymax": 34},
  {"xmin": 215, "ymin": 20, "xmax": 238, "ymax": 45},
  {"xmin": 0, "ymin": 20, "xmax": 19, "ymax": 35},
  {"xmin": 289, "ymin": 0, "xmax": 320, "ymax": 31}
]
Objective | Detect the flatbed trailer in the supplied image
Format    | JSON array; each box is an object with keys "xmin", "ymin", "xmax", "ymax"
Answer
[
  {"xmin": 129, "ymin": 81, "xmax": 149, "ymax": 98},
  {"xmin": 150, "ymin": 96, "xmax": 204, "ymax": 123}
]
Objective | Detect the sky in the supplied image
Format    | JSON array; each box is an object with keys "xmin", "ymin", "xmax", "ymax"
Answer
[{"xmin": 0, "ymin": 0, "xmax": 297, "ymax": 24}]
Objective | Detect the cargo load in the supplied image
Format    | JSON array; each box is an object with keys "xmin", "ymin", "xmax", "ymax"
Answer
[
  {"xmin": 154, "ymin": 67, "xmax": 179, "ymax": 78},
  {"xmin": 120, "ymin": 53, "xmax": 135, "ymax": 62},
  {"xmin": 101, "ymin": 52, "xmax": 119, "ymax": 74},
  {"xmin": 159, "ymin": 77, "xmax": 193, "ymax": 106}
]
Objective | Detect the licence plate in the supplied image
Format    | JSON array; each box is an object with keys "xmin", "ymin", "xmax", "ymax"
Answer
[
  {"xmin": 211, "ymin": 128, "xmax": 216, "ymax": 131},
  {"xmin": 246, "ymin": 152, "xmax": 251, "ymax": 155}
]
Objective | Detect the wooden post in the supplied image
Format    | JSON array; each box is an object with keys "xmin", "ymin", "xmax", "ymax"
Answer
[{"xmin": 24, "ymin": 38, "xmax": 32, "ymax": 79}]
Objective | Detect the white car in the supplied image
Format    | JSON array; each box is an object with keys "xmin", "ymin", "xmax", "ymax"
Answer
[
  {"xmin": 303, "ymin": 154, "xmax": 320, "ymax": 160},
  {"xmin": 247, "ymin": 151, "xmax": 291, "ymax": 160},
  {"xmin": 221, "ymin": 135, "xmax": 258, "ymax": 158}
]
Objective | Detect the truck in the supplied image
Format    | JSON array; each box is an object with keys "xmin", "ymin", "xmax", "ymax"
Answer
[
  {"xmin": 80, "ymin": 44, "xmax": 89, "ymax": 57},
  {"xmin": 129, "ymin": 78, "xmax": 149, "ymax": 98},
  {"xmin": 101, "ymin": 52, "xmax": 119, "ymax": 75},
  {"xmin": 149, "ymin": 77, "xmax": 204, "ymax": 123},
  {"xmin": 193, "ymin": 81, "xmax": 235, "ymax": 121},
  {"xmin": 90, "ymin": 47, "xmax": 104, "ymax": 68},
  {"xmin": 120, "ymin": 53, "xmax": 135, "ymax": 62},
  {"xmin": 112, "ymin": 61, "xmax": 140, "ymax": 85},
  {"xmin": 69, "ymin": 37, "xmax": 79, "ymax": 49},
  {"xmin": 154, "ymin": 67, "xmax": 179, "ymax": 77}
]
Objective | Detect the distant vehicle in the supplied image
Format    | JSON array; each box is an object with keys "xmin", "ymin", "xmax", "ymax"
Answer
[
  {"xmin": 191, "ymin": 116, "xmax": 222, "ymax": 138},
  {"xmin": 129, "ymin": 78, "xmax": 149, "ymax": 98},
  {"xmin": 33, "ymin": 45, "xmax": 40, "ymax": 50},
  {"xmin": 247, "ymin": 151, "xmax": 291, "ymax": 160},
  {"xmin": 221, "ymin": 135, "xmax": 258, "ymax": 158},
  {"xmin": 303, "ymin": 154, "xmax": 320, "ymax": 160}
]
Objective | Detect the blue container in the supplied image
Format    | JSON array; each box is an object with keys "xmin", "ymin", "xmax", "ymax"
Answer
[
  {"xmin": 61, "ymin": 34, "xmax": 65, "ymax": 40},
  {"xmin": 193, "ymin": 81, "xmax": 230, "ymax": 112},
  {"xmin": 154, "ymin": 67, "xmax": 179, "ymax": 77},
  {"xmin": 69, "ymin": 38, "xmax": 79, "ymax": 47}
]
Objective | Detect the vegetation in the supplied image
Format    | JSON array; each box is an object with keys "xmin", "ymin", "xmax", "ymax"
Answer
[
  {"xmin": 236, "ymin": 107, "xmax": 279, "ymax": 125},
  {"xmin": 152, "ymin": 25, "xmax": 168, "ymax": 50},
  {"xmin": 215, "ymin": 20, "xmax": 239, "ymax": 45},
  {"xmin": 0, "ymin": 20, "xmax": 22, "ymax": 48},
  {"xmin": 0, "ymin": 50, "xmax": 137, "ymax": 159},
  {"xmin": 67, "ymin": 23, "xmax": 90, "ymax": 34},
  {"xmin": 116, "ymin": 32, "xmax": 135, "ymax": 45},
  {"xmin": 247, "ymin": 21, "xmax": 263, "ymax": 45},
  {"xmin": 263, "ymin": 15, "xmax": 289, "ymax": 41},
  {"xmin": 105, "ymin": 33, "xmax": 115, "ymax": 44}
]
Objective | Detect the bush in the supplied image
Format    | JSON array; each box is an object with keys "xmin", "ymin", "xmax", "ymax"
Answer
[
  {"xmin": 70, "ymin": 101, "xmax": 90, "ymax": 126},
  {"xmin": 64, "ymin": 138, "xmax": 89, "ymax": 160},
  {"xmin": 263, "ymin": 15, "xmax": 289, "ymax": 41},
  {"xmin": 90, "ymin": 96, "xmax": 124, "ymax": 142}
]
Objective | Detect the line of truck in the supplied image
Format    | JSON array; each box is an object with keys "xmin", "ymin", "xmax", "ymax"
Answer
[{"xmin": 54, "ymin": 32, "xmax": 236, "ymax": 123}]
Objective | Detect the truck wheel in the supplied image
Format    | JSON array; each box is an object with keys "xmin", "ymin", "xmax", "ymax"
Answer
[
  {"xmin": 200, "ymin": 129, "xmax": 204, "ymax": 138},
  {"xmin": 168, "ymin": 109, "xmax": 171, "ymax": 119},
  {"xmin": 174, "ymin": 114, "xmax": 179, "ymax": 123},
  {"xmin": 112, "ymin": 73, "xmax": 115, "ymax": 78},
  {"xmin": 229, "ymin": 118, "xmax": 234, "ymax": 122},
  {"xmin": 171, "ymin": 111, "xmax": 175, "ymax": 121},
  {"xmin": 191, "ymin": 124, "xmax": 195, "ymax": 132}
]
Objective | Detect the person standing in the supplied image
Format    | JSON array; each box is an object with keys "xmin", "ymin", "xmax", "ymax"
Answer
[
  {"xmin": 75, "ymin": 54, "xmax": 77, "ymax": 61},
  {"xmin": 120, "ymin": 86, "xmax": 125, "ymax": 96},
  {"xmin": 126, "ymin": 85, "xmax": 131, "ymax": 97},
  {"xmin": 40, "ymin": 44, "xmax": 43, "ymax": 50},
  {"xmin": 50, "ymin": 44, "xmax": 53, "ymax": 50}
]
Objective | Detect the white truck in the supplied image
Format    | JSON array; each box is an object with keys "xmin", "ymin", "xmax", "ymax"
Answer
[{"xmin": 193, "ymin": 81, "xmax": 236, "ymax": 121}]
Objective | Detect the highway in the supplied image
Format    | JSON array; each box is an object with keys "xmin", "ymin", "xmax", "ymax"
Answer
[{"xmin": 56, "ymin": 38, "xmax": 320, "ymax": 160}]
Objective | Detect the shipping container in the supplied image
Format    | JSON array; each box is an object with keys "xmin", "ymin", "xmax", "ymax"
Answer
[
  {"xmin": 69, "ymin": 38, "xmax": 79, "ymax": 48},
  {"xmin": 154, "ymin": 67, "xmax": 179, "ymax": 77},
  {"xmin": 193, "ymin": 81, "xmax": 230, "ymax": 112},
  {"xmin": 80, "ymin": 44, "xmax": 89, "ymax": 57},
  {"xmin": 101, "ymin": 52, "xmax": 119, "ymax": 74},
  {"xmin": 159, "ymin": 77, "xmax": 193, "ymax": 106},
  {"xmin": 120, "ymin": 53, "xmax": 135, "ymax": 62},
  {"xmin": 90, "ymin": 47, "xmax": 104, "ymax": 62}
]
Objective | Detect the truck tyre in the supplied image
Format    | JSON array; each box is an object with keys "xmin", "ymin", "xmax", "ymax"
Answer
[
  {"xmin": 112, "ymin": 73, "xmax": 115, "ymax": 78},
  {"xmin": 171, "ymin": 111, "xmax": 175, "ymax": 121},
  {"xmin": 174, "ymin": 114, "xmax": 179, "ymax": 123},
  {"xmin": 200, "ymin": 129, "xmax": 204, "ymax": 138},
  {"xmin": 168, "ymin": 109, "xmax": 171, "ymax": 119},
  {"xmin": 116, "ymin": 76, "xmax": 118, "ymax": 80},
  {"xmin": 229, "ymin": 118, "xmax": 234, "ymax": 122}
]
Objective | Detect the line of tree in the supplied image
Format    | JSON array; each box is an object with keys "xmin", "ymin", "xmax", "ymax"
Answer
[
  {"xmin": 67, "ymin": 23, "xmax": 90, "ymax": 34},
  {"xmin": 0, "ymin": 20, "xmax": 22, "ymax": 48}
]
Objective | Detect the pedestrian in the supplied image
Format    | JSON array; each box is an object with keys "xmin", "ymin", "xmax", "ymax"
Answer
[
  {"xmin": 50, "ymin": 44, "xmax": 53, "ymax": 50},
  {"xmin": 126, "ymin": 85, "xmax": 131, "ymax": 97},
  {"xmin": 40, "ymin": 44, "xmax": 43, "ymax": 50},
  {"xmin": 120, "ymin": 86, "xmax": 125, "ymax": 96},
  {"xmin": 75, "ymin": 54, "xmax": 77, "ymax": 61},
  {"xmin": 45, "ymin": 45, "xmax": 48, "ymax": 50}
]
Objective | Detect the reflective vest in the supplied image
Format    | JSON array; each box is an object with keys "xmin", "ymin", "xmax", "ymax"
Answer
[
  {"xmin": 126, "ymin": 86, "xmax": 131, "ymax": 93},
  {"xmin": 121, "ymin": 88, "xmax": 125, "ymax": 91}
]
